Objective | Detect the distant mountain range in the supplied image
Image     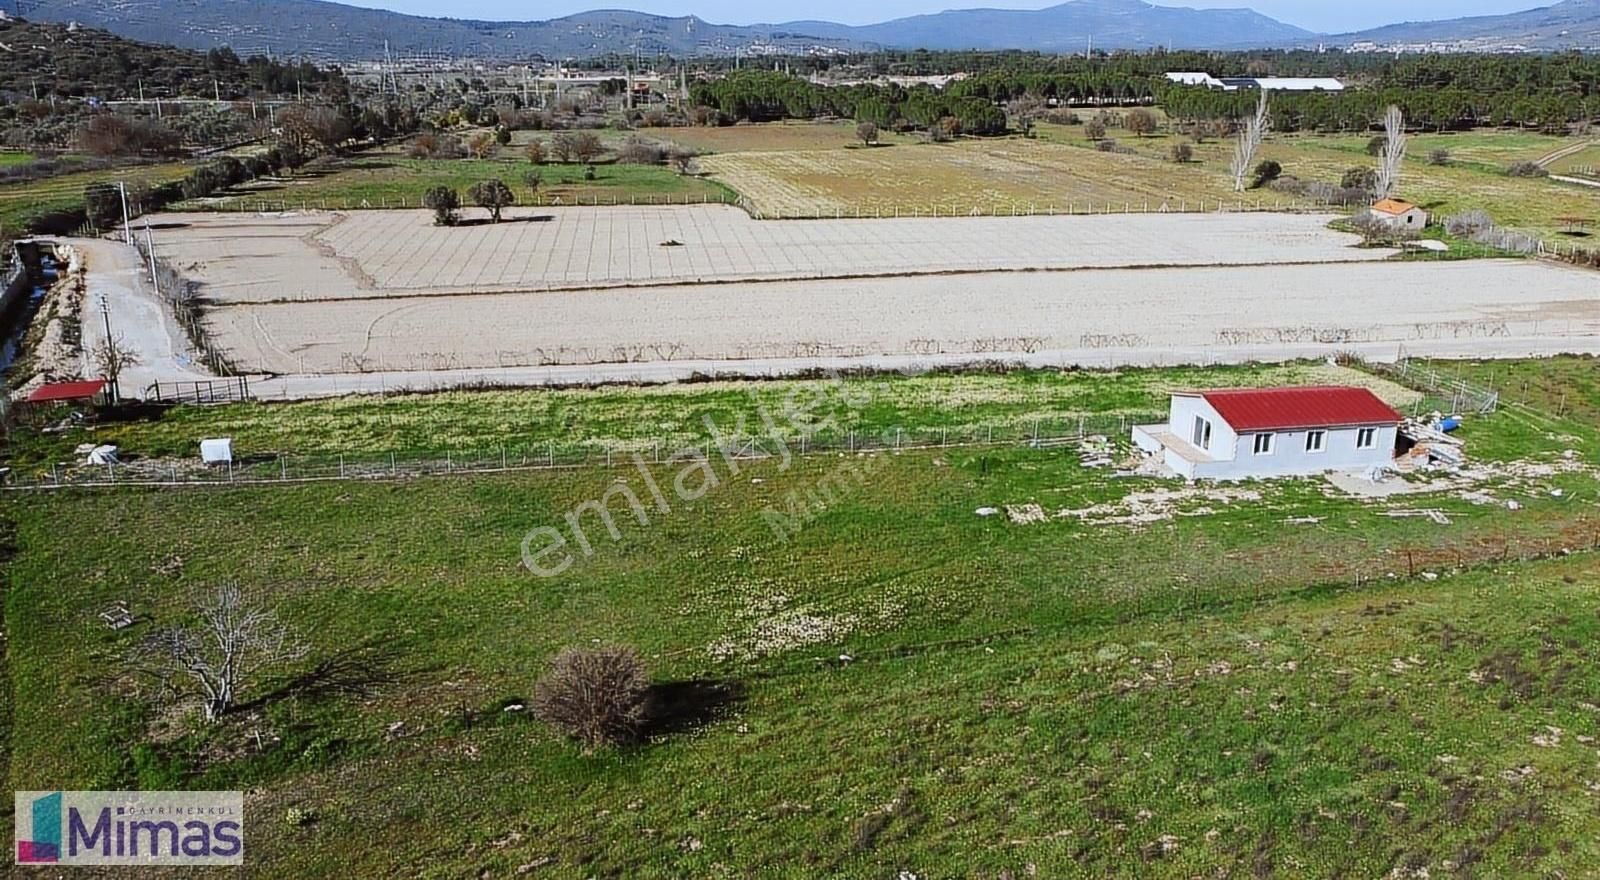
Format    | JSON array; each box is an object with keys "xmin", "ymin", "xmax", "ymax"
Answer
[
  {"xmin": 14, "ymin": 0, "xmax": 1600, "ymax": 60},
  {"xmin": 1336, "ymin": 0, "xmax": 1600, "ymax": 49}
]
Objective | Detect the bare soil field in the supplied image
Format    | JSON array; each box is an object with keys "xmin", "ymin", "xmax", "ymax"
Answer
[
  {"xmin": 205, "ymin": 259, "xmax": 1600, "ymax": 374},
  {"xmin": 150, "ymin": 208, "xmax": 1382, "ymax": 303}
]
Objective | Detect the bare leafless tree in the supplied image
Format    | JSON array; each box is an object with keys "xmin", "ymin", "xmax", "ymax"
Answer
[
  {"xmin": 90, "ymin": 331, "xmax": 142, "ymax": 401},
  {"xmin": 1375, "ymin": 105, "xmax": 1408, "ymax": 199},
  {"xmin": 1230, "ymin": 90, "xmax": 1271, "ymax": 193},
  {"xmin": 133, "ymin": 584, "xmax": 307, "ymax": 723}
]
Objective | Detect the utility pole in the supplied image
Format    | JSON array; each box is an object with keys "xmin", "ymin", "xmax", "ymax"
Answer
[
  {"xmin": 117, "ymin": 181, "xmax": 133, "ymax": 245},
  {"xmin": 142, "ymin": 217, "xmax": 160, "ymax": 294},
  {"xmin": 99, "ymin": 296, "xmax": 119, "ymax": 403}
]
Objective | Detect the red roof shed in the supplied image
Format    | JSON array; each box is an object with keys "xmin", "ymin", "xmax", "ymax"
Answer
[
  {"xmin": 25, "ymin": 379, "xmax": 108, "ymax": 404},
  {"xmin": 1187, "ymin": 386, "xmax": 1401, "ymax": 432}
]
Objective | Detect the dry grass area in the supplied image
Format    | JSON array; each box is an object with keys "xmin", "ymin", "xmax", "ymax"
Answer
[
  {"xmin": 656, "ymin": 120, "xmax": 917, "ymax": 153},
  {"xmin": 699, "ymin": 137, "xmax": 1261, "ymax": 217},
  {"xmin": 699, "ymin": 122, "xmax": 1597, "ymax": 238}
]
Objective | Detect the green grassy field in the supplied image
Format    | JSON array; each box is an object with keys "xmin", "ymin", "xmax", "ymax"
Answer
[
  {"xmin": 0, "ymin": 150, "xmax": 36, "ymax": 167},
  {"xmin": 4, "ymin": 362, "xmax": 1413, "ymax": 474},
  {"xmin": 174, "ymin": 155, "xmax": 733, "ymax": 212},
  {"xmin": 5, "ymin": 358, "xmax": 1600, "ymax": 876},
  {"xmin": 0, "ymin": 161, "xmax": 191, "ymax": 238}
]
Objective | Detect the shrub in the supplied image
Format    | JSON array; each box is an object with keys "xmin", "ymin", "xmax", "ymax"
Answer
[
  {"xmin": 1251, "ymin": 159, "xmax": 1282, "ymax": 188},
  {"xmin": 1366, "ymin": 135, "xmax": 1387, "ymax": 156},
  {"xmin": 615, "ymin": 136, "xmax": 667, "ymax": 165},
  {"xmin": 422, "ymin": 186, "xmax": 460, "ymax": 227},
  {"xmin": 1084, "ymin": 118, "xmax": 1107, "ymax": 141},
  {"xmin": 1095, "ymin": 138, "xmax": 1120, "ymax": 153},
  {"xmin": 1427, "ymin": 148, "xmax": 1451, "ymax": 166},
  {"xmin": 1125, "ymin": 108, "xmax": 1158, "ymax": 138},
  {"xmin": 855, "ymin": 121, "xmax": 878, "ymax": 146},
  {"xmin": 1506, "ymin": 161, "xmax": 1548, "ymax": 178},
  {"xmin": 1444, "ymin": 209, "xmax": 1494, "ymax": 237},
  {"xmin": 1169, "ymin": 142, "xmax": 1193, "ymax": 163},
  {"xmin": 533, "ymin": 646, "xmax": 649, "ymax": 750},
  {"xmin": 1341, "ymin": 167, "xmax": 1378, "ymax": 194}
]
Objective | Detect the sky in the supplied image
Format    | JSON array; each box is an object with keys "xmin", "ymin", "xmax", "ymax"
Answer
[{"xmin": 337, "ymin": 0, "xmax": 1546, "ymax": 33}]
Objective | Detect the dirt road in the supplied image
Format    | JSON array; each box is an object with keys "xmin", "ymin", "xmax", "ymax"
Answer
[{"xmin": 67, "ymin": 238, "xmax": 213, "ymax": 396}]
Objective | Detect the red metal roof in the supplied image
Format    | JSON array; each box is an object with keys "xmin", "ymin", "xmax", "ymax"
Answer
[
  {"xmin": 25, "ymin": 379, "xmax": 107, "ymax": 404},
  {"xmin": 1187, "ymin": 386, "xmax": 1401, "ymax": 432}
]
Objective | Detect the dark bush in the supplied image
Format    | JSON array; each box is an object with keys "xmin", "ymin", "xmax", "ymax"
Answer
[
  {"xmin": 422, "ymin": 185, "xmax": 460, "ymax": 227},
  {"xmin": 1251, "ymin": 159, "xmax": 1282, "ymax": 188},
  {"xmin": 1506, "ymin": 161, "xmax": 1548, "ymax": 178},
  {"xmin": 533, "ymin": 646, "xmax": 649, "ymax": 750},
  {"xmin": 1341, "ymin": 167, "xmax": 1378, "ymax": 194}
]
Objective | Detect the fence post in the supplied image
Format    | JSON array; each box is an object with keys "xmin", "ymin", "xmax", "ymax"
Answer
[
  {"xmin": 339, "ymin": 454, "xmax": 345, "ymax": 479},
  {"xmin": 280, "ymin": 455, "xmax": 286, "ymax": 480}
]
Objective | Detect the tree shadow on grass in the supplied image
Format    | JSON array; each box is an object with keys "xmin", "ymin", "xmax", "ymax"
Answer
[
  {"xmin": 233, "ymin": 640, "xmax": 420, "ymax": 714},
  {"xmin": 640, "ymin": 678, "xmax": 745, "ymax": 738}
]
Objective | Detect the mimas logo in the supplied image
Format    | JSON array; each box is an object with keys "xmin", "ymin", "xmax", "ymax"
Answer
[
  {"xmin": 15, "ymin": 789, "xmax": 244, "ymax": 866},
  {"xmin": 16, "ymin": 790, "xmax": 62, "ymax": 863}
]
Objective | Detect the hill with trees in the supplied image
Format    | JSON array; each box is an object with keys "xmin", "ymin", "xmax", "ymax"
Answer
[{"xmin": 0, "ymin": 18, "xmax": 345, "ymax": 101}]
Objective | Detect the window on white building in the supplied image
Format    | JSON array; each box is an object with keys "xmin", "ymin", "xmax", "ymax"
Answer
[
  {"xmin": 1192, "ymin": 415, "xmax": 1212, "ymax": 451},
  {"xmin": 1306, "ymin": 430, "xmax": 1327, "ymax": 453},
  {"xmin": 1357, "ymin": 427, "xmax": 1377, "ymax": 449},
  {"xmin": 1252, "ymin": 433, "xmax": 1275, "ymax": 455}
]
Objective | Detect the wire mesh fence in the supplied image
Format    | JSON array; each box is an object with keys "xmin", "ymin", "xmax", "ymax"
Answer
[
  {"xmin": 1370, "ymin": 359, "xmax": 1500, "ymax": 414},
  {"xmin": 9, "ymin": 412, "xmax": 1165, "ymax": 490}
]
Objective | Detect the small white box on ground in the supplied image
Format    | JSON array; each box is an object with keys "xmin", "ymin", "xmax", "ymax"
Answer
[{"xmin": 200, "ymin": 438, "xmax": 234, "ymax": 464}]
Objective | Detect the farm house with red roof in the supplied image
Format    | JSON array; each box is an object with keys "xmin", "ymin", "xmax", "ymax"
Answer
[{"xmin": 1132, "ymin": 386, "xmax": 1402, "ymax": 480}]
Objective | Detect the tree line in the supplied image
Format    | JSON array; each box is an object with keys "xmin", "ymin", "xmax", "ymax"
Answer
[
  {"xmin": 688, "ymin": 70, "xmax": 1007, "ymax": 135},
  {"xmin": 685, "ymin": 50, "xmax": 1600, "ymax": 134}
]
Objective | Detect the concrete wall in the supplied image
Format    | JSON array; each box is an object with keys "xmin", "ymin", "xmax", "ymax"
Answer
[{"xmin": 1, "ymin": 244, "xmax": 33, "ymax": 319}]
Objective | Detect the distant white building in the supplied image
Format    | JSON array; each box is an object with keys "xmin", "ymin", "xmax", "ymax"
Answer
[
  {"xmin": 1368, "ymin": 198, "xmax": 1429, "ymax": 233},
  {"xmin": 1166, "ymin": 73, "xmax": 1345, "ymax": 92},
  {"xmin": 1165, "ymin": 72, "xmax": 1227, "ymax": 89},
  {"xmin": 1246, "ymin": 77, "xmax": 1345, "ymax": 92},
  {"xmin": 1133, "ymin": 386, "xmax": 1401, "ymax": 481}
]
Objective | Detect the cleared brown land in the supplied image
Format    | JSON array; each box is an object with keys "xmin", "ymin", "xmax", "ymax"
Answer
[
  {"xmin": 150, "ymin": 208, "xmax": 1382, "ymax": 303},
  {"xmin": 207, "ymin": 259, "xmax": 1600, "ymax": 374}
]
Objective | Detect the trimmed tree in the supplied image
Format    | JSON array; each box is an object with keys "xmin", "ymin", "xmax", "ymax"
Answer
[
  {"xmin": 855, "ymin": 121, "xmax": 879, "ymax": 146},
  {"xmin": 469, "ymin": 179, "xmax": 515, "ymax": 223},
  {"xmin": 423, "ymin": 185, "xmax": 460, "ymax": 227}
]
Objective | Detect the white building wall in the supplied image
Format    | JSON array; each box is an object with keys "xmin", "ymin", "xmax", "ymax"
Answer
[
  {"xmin": 1199, "ymin": 424, "xmax": 1397, "ymax": 480},
  {"xmin": 1168, "ymin": 395, "xmax": 1237, "ymax": 462}
]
